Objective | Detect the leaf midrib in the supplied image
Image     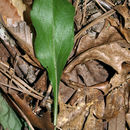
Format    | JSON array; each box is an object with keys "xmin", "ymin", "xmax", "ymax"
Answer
[{"xmin": 52, "ymin": 0, "xmax": 58, "ymax": 126}]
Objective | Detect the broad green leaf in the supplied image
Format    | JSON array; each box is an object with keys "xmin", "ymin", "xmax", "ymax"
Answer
[
  {"xmin": 31, "ymin": 0, "xmax": 74, "ymax": 125},
  {"xmin": 0, "ymin": 93, "xmax": 22, "ymax": 130}
]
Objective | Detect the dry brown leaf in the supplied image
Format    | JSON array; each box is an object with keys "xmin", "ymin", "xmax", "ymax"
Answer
[
  {"xmin": 76, "ymin": 21, "xmax": 123, "ymax": 54},
  {"xmin": 0, "ymin": 0, "xmax": 22, "ymax": 24},
  {"xmin": 59, "ymin": 81, "xmax": 75, "ymax": 103},
  {"xmin": 114, "ymin": 2, "xmax": 130, "ymax": 29},
  {"xmin": 12, "ymin": 94, "xmax": 54, "ymax": 130},
  {"xmin": 109, "ymin": 3, "xmax": 130, "ymax": 43},
  {"xmin": 65, "ymin": 41, "xmax": 130, "ymax": 74},
  {"xmin": 108, "ymin": 109, "xmax": 125, "ymax": 130},
  {"xmin": 84, "ymin": 106, "xmax": 103, "ymax": 130},
  {"xmin": 6, "ymin": 26, "xmax": 41, "ymax": 67}
]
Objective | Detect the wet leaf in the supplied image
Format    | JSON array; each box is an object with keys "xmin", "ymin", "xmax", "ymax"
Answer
[{"xmin": 31, "ymin": 0, "xmax": 74, "ymax": 125}]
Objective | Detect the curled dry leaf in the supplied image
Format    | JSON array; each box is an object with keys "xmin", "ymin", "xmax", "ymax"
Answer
[
  {"xmin": 57, "ymin": 83, "xmax": 106, "ymax": 129},
  {"xmin": 65, "ymin": 41, "xmax": 130, "ymax": 74},
  {"xmin": 0, "ymin": 0, "xmax": 40, "ymax": 67},
  {"xmin": 109, "ymin": 3, "xmax": 130, "ymax": 43},
  {"xmin": 114, "ymin": 2, "xmax": 130, "ymax": 29},
  {"xmin": 76, "ymin": 21, "xmax": 123, "ymax": 54}
]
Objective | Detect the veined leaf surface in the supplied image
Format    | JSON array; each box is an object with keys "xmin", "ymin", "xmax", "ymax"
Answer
[
  {"xmin": 0, "ymin": 93, "xmax": 22, "ymax": 130},
  {"xmin": 31, "ymin": 0, "xmax": 74, "ymax": 125}
]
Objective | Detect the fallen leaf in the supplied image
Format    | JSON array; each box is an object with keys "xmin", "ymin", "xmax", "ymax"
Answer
[{"xmin": 0, "ymin": 0, "xmax": 22, "ymax": 24}]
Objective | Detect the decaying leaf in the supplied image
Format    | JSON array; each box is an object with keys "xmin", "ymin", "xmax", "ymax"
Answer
[
  {"xmin": 0, "ymin": 0, "xmax": 130, "ymax": 130},
  {"xmin": 65, "ymin": 41, "xmax": 130, "ymax": 74}
]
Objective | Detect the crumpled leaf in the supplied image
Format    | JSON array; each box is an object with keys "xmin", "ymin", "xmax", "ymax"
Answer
[
  {"xmin": 0, "ymin": 93, "xmax": 22, "ymax": 130},
  {"xmin": 65, "ymin": 41, "xmax": 130, "ymax": 74},
  {"xmin": 31, "ymin": 0, "xmax": 74, "ymax": 125}
]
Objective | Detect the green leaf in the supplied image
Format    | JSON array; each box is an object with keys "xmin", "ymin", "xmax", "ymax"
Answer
[
  {"xmin": 31, "ymin": 0, "xmax": 74, "ymax": 125},
  {"xmin": 0, "ymin": 93, "xmax": 22, "ymax": 130}
]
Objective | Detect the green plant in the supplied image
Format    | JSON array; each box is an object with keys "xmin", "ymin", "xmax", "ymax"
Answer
[
  {"xmin": 0, "ymin": 93, "xmax": 22, "ymax": 130},
  {"xmin": 31, "ymin": 0, "xmax": 74, "ymax": 126}
]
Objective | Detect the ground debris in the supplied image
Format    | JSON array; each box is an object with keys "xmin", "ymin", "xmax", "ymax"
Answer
[{"xmin": 0, "ymin": 0, "xmax": 130, "ymax": 130}]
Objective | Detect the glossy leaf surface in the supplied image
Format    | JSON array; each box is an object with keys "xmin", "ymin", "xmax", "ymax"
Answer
[{"xmin": 31, "ymin": 0, "xmax": 74, "ymax": 125}]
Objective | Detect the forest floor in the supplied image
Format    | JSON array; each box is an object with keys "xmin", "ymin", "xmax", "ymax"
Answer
[{"xmin": 0, "ymin": 0, "xmax": 130, "ymax": 130}]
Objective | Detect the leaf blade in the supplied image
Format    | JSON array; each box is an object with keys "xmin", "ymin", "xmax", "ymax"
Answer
[
  {"xmin": 0, "ymin": 93, "xmax": 22, "ymax": 130},
  {"xmin": 31, "ymin": 0, "xmax": 74, "ymax": 125}
]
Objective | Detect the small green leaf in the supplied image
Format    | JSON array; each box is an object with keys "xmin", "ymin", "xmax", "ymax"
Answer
[
  {"xmin": 0, "ymin": 93, "xmax": 22, "ymax": 130},
  {"xmin": 31, "ymin": 0, "xmax": 74, "ymax": 125}
]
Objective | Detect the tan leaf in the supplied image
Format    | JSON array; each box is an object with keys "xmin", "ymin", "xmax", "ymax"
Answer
[{"xmin": 0, "ymin": 0, "xmax": 21, "ymax": 24}]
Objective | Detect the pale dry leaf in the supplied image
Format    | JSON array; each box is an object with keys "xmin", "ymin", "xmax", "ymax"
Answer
[
  {"xmin": 0, "ymin": 0, "xmax": 21, "ymax": 24},
  {"xmin": 0, "ymin": 23, "xmax": 15, "ymax": 47},
  {"xmin": 9, "ymin": 0, "xmax": 26, "ymax": 21}
]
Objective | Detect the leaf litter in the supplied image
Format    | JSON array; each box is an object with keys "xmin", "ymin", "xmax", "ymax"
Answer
[{"xmin": 0, "ymin": 0, "xmax": 130, "ymax": 130}]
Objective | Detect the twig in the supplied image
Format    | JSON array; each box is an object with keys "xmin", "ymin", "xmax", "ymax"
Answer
[
  {"xmin": 0, "ymin": 81, "xmax": 42, "ymax": 100},
  {"xmin": 0, "ymin": 67, "xmax": 43, "ymax": 100},
  {"xmin": 40, "ymin": 84, "xmax": 52, "ymax": 107},
  {"xmin": 64, "ymin": 80, "xmax": 85, "ymax": 90},
  {"xmin": 105, "ymin": 0, "xmax": 115, "ymax": 6},
  {"xmin": 95, "ymin": 0, "xmax": 107, "ymax": 12},
  {"xmin": 81, "ymin": 0, "xmax": 89, "ymax": 25},
  {"xmin": 0, "ymin": 60, "xmax": 43, "ymax": 97},
  {"xmin": 97, "ymin": 0, "xmax": 113, "ymax": 10},
  {"xmin": 74, "ymin": 9, "xmax": 116, "ymax": 45},
  {"xmin": 0, "ymin": 60, "xmax": 53, "ymax": 103},
  {"xmin": 0, "ymin": 82, "xmax": 28, "ymax": 93}
]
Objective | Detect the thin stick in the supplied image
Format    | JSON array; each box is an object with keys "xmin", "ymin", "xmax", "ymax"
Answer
[
  {"xmin": 81, "ymin": 0, "xmax": 89, "ymax": 25},
  {"xmin": 0, "ymin": 61, "xmax": 43, "ymax": 97},
  {"xmin": 40, "ymin": 84, "xmax": 52, "ymax": 107},
  {"xmin": 0, "ymin": 63, "xmax": 53, "ymax": 103},
  {"xmin": 0, "ymin": 69, "xmax": 43, "ymax": 100},
  {"xmin": 74, "ymin": 9, "xmax": 115, "ymax": 44},
  {"xmin": 0, "ymin": 82, "xmax": 42, "ymax": 100},
  {"xmin": 95, "ymin": 0, "xmax": 107, "ymax": 12}
]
